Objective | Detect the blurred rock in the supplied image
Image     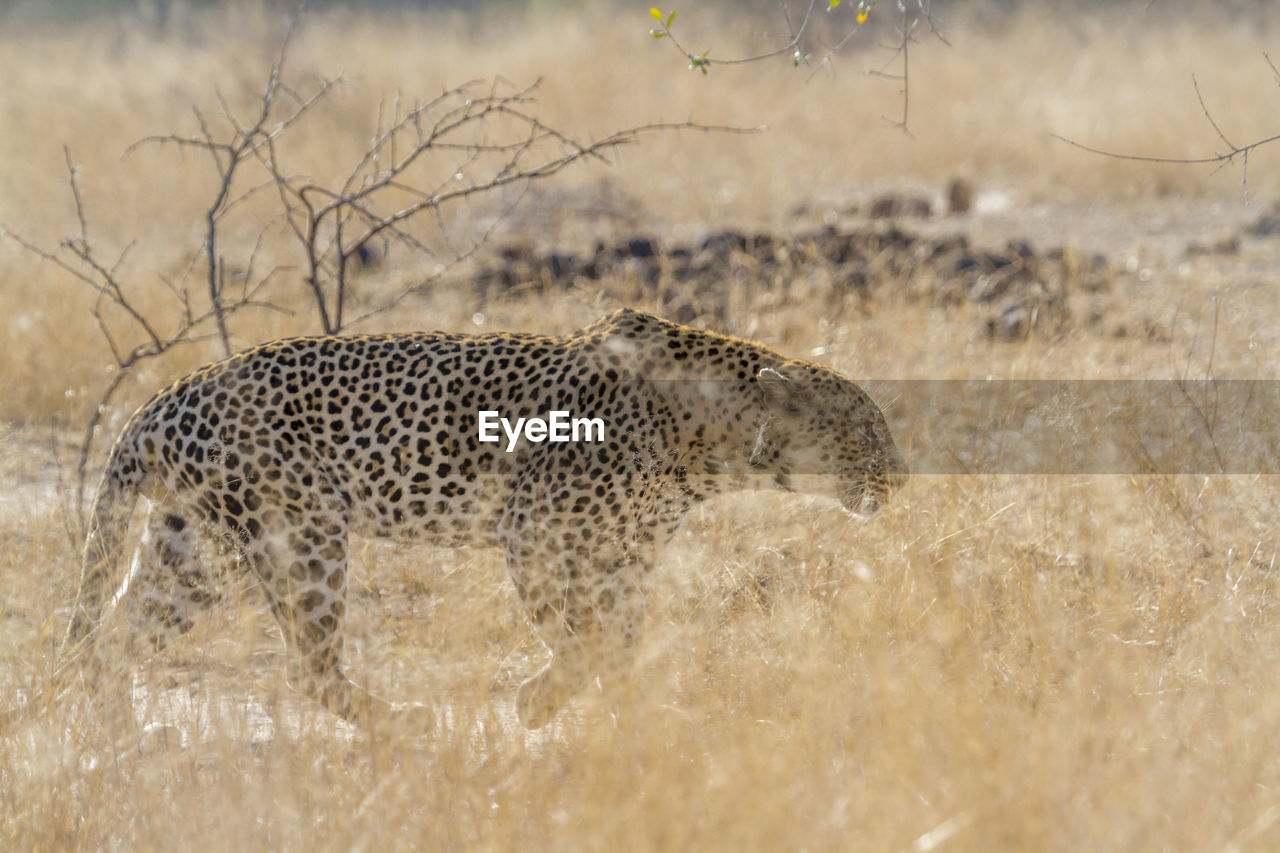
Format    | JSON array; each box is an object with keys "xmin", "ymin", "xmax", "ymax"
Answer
[
  {"xmin": 869, "ymin": 193, "xmax": 933, "ymax": 219},
  {"xmin": 947, "ymin": 178, "xmax": 975, "ymax": 215},
  {"xmin": 472, "ymin": 220, "xmax": 1111, "ymax": 340}
]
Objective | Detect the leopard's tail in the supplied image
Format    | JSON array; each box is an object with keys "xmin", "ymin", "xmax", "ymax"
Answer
[
  {"xmin": 0, "ymin": 419, "xmax": 157, "ymax": 731},
  {"xmin": 58, "ymin": 418, "xmax": 156, "ymax": 678}
]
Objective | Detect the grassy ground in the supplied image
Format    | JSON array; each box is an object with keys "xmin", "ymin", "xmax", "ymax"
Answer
[{"xmin": 3, "ymin": 4, "xmax": 1280, "ymax": 851}]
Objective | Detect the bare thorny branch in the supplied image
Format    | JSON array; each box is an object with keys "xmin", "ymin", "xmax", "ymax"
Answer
[
  {"xmin": 1055, "ymin": 54, "xmax": 1280, "ymax": 203},
  {"xmin": 245, "ymin": 69, "xmax": 758, "ymax": 334},
  {"xmin": 124, "ymin": 21, "xmax": 336, "ymax": 351},
  {"xmin": 3, "ymin": 25, "xmax": 760, "ymax": 520},
  {"xmin": 2, "ymin": 151, "xmax": 264, "ymax": 524}
]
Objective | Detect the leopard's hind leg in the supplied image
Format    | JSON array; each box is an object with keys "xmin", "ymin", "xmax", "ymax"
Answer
[
  {"xmin": 118, "ymin": 506, "xmax": 233, "ymax": 654},
  {"xmin": 62, "ymin": 501, "xmax": 233, "ymax": 727},
  {"xmin": 228, "ymin": 469, "xmax": 424, "ymax": 729}
]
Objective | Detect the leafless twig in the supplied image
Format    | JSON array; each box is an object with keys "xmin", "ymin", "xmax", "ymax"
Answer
[
  {"xmin": 1056, "ymin": 60, "xmax": 1280, "ymax": 203},
  {"xmin": 3, "ymin": 153, "xmax": 266, "ymax": 519},
  {"xmin": 649, "ymin": 1, "xmax": 947, "ymax": 135},
  {"xmin": 651, "ymin": 0, "xmax": 822, "ymax": 70},
  {"xmin": 1053, "ymin": 132, "xmax": 1280, "ymax": 167}
]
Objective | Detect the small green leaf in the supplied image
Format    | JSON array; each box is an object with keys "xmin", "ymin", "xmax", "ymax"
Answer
[
  {"xmin": 829, "ymin": 0, "xmax": 840, "ymax": 8},
  {"xmin": 650, "ymin": 7, "xmax": 663, "ymax": 21},
  {"xmin": 666, "ymin": 10, "xmax": 676, "ymax": 27},
  {"xmin": 650, "ymin": 29, "xmax": 665, "ymax": 37}
]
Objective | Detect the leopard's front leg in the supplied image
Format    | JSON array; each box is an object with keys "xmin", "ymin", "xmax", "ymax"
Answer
[{"xmin": 498, "ymin": 499, "xmax": 654, "ymax": 729}]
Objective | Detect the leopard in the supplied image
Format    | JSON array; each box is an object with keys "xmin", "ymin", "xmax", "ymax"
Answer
[{"xmin": 61, "ymin": 308, "xmax": 906, "ymax": 730}]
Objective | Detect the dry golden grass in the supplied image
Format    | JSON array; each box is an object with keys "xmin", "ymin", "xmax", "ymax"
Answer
[{"xmin": 3, "ymin": 4, "xmax": 1280, "ymax": 852}]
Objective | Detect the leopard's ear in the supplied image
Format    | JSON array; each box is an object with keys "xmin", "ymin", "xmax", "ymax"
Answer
[{"xmin": 758, "ymin": 367, "xmax": 811, "ymax": 414}]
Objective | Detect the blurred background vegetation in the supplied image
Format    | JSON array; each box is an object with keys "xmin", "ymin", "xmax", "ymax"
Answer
[{"xmin": 6, "ymin": 0, "xmax": 1280, "ymax": 27}]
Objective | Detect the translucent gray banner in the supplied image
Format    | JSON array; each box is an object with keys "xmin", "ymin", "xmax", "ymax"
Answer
[
  {"xmin": 468, "ymin": 379, "xmax": 1278, "ymax": 475},
  {"xmin": 866, "ymin": 380, "xmax": 1280, "ymax": 474}
]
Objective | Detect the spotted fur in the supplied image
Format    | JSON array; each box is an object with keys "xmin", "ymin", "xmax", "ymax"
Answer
[{"xmin": 64, "ymin": 309, "xmax": 905, "ymax": 728}]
